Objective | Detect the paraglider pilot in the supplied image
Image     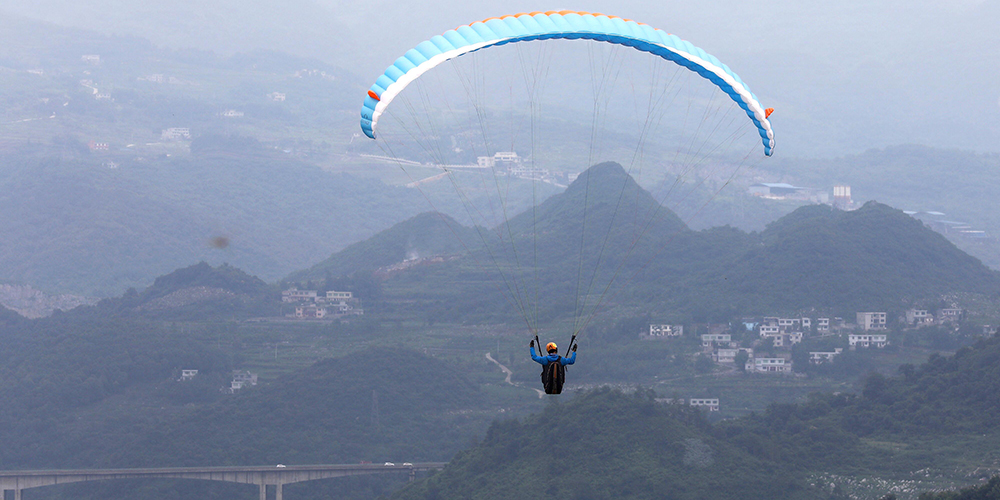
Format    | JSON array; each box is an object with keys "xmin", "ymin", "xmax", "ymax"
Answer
[{"xmin": 529, "ymin": 340, "xmax": 576, "ymax": 394}]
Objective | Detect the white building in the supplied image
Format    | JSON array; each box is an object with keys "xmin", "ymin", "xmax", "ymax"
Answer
[
  {"xmin": 701, "ymin": 333, "xmax": 731, "ymax": 347},
  {"xmin": 477, "ymin": 151, "xmax": 522, "ymax": 169},
  {"xmin": 787, "ymin": 332, "xmax": 803, "ymax": 344},
  {"xmin": 905, "ymin": 309, "xmax": 932, "ymax": 325},
  {"xmin": 230, "ymin": 371, "xmax": 258, "ymax": 392},
  {"xmin": 269, "ymin": 92, "xmax": 286, "ymax": 101},
  {"xmin": 295, "ymin": 305, "xmax": 327, "ymax": 318},
  {"xmin": 749, "ymin": 357, "xmax": 792, "ymax": 373},
  {"xmin": 817, "ymin": 317, "xmax": 830, "ymax": 332},
  {"xmin": 180, "ymin": 369, "xmax": 198, "ymax": 380},
  {"xmin": 326, "ymin": 290, "xmax": 353, "ymax": 301},
  {"xmin": 649, "ymin": 324, "xmax": 683, "ymax": 337},
  {"xmin": 688, "ymin": 398, "xmax": 720, "ymax": 411},
  {"xmin": 81, "ymin": 54, "xmax": 101, "ymax": 65},
  {"xmin": 221, "ymin": 109, "xmax": 244, "ymax": 118},
  {"xmin": 778, "ymin": 318, "xmax": 799, "ymax": 330},
  {"xmin": 714, "ymin": 348, "xmax": 751, "ymax": 364},
  {"xmin": 849, "ymin": 333, "xmax": 889, "ymax": 348},
  {"xmin": 759, "ymin": 325, "xmax": 779, "ymax": 336},
  {"xmin": 809, "ymin": 348, "xmax": 843, "ymax": 364},
  {"xmin": 282, "ymin": 288, "xmax": 318, "ymax": 303},
  {"xmin": 801, "ymin": 317, "xmax": 812, "ymax": 329},
  {"xmin": 856, "ymin": 312, "xmax": 887, "ymax": 331},
  {"xmin": 939, "ymin": 308, "xmax": 963, "ymax": 322}
]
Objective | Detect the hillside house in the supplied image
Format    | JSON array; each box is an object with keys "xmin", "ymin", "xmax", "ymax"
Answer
[
  {"xmin": 81, "ymin": 54, "xmax": 101, "ymax": 65},
  {"xmin": 817, "ymin": 317, "xmax": 830, "ymax": 332},
  {"xmin": 905, "ymin": 309, "xmax": 932, "ymax": 325},
  {"xmin": 229, "ymin": 371, "xmax": 257, "ymax": 392},
  {"xmin": 778, "ymin": 318, "xmax": 799, "ymax": 330},
  {"xmin": 324, "ymin": 290, "xmax": 353, "ymax": 301},
  {"xmin": 939, "ymin": 308, "xmax": 963, "ymax": 322},
  {"xmin": 809, "ymin": 348, "xmax": 843, "ymax": 364},
  {"xmin": 759, "ymin": 325, "xmax": 779, "ymax": 336},
  {"xmin": 749, "ymin": 357, "xmax": 792, "ymax": 373},
  {"xmin": 801, "ymin": 317, "xmax": 812, "ymax": 329},
  {"xmin": 714, "ymin": 348, "xmax": 751, "ymax": 364},
  {"xmin": 856, "ymin": 312, "xmax": 887, "ymax": 330},
  {"xmin": 294, "ymin": 305, "xmax": 327, "ymax": 319},
  {"xmin": 649, "ymin": 324, "xmax": 683, "ymax": 337},
  {"xmin": 282, "ymin": 288, "xmax": 318, "ymax": 303},
  {"xmin": 701, "ymin": 333, "xmax": 731, "ymax": 347},
  {"xmin": 688, "ymin": 398, "xmax": 720, "ymax": 411},
  {"xmin": 179, "ymin": 369, "xmax": 198, "ymax": 381},
  {"xmin": 221, "ymin": 110, "xmax": 244, "ymax": 118},
  {"xmin": 849, "ymin": 333, "xmax": 888, "ymax": 348},
  {"xmin": 269, "ymin": 92, "xmax": 286, "ymax": 101}
]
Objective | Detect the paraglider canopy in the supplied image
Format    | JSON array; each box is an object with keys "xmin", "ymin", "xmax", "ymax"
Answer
[{"xmin": 360, "ymin": 10, "xmax": 774, "ymax": 156}]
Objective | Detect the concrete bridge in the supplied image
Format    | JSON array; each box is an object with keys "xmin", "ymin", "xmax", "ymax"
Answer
[{"xmin": 0, "ymin": 463, "xmax": 446, "ymax": 500}]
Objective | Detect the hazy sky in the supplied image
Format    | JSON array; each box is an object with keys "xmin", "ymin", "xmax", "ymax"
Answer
[{"xmin": 1, "ymin": 0, "xmax": 998, "ymax": 157}]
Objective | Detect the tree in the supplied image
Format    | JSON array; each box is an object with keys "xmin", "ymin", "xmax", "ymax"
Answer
[{"xmin": 734, "ymin": 350, "xmax": 750, "ymax": 372}]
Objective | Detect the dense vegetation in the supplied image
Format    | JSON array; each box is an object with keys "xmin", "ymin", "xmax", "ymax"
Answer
[
  {"xmin": 396, "ymin": 389, "xmax": 820, "ymax": 500},
  {"xmin": 395, "ymin": 336, "xmax": 1000, "ymax": 500},
  {"xmin": 328, "ymin": 162, "xmax": 1000, "ymax": 323},
  {"xmin": 287, "ymin": 212, "xmax": 479, "ymax": 282},
  {"xmin": 918, "ymin": 476, "xmax": 1000, "ymax": 500}
]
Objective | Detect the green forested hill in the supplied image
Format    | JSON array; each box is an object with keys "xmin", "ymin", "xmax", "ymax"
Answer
[
  {"xmin": 335, "ymin": 162, "xmax": 999, "ymax": 323},
  {"xmin": 287, "ymin": 212, "xmax": 480, "ymax": 282},
  {"xmin": 395, "ymin": 389, "xmax": 821, "ymax": 500},
  {"xmin": 396, "ymin": 336, "xmax": 1000, "ymax": 500},
  {"xmin": 708, "ymin": 201, "xmax": 999, "ymax": 314},
  {"xmin": 0, "ymin": 342, "xmax": 503, "ymax": 500}
]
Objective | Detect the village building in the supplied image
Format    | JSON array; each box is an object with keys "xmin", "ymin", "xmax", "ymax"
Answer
[
  {"xmin": 179, "ymin": 369, "xmax": 198, "ymax": 381},
  {"xmin": 230, "ymin": 371, "xmax": 258, "ymax": 391},
  {"xmin": 905, "ymin": 309, "xmax": 933, "ymax": 325},
  {"xmin": 701, "ymin": 333, "xmax": 731, "ymax": 347},
  {"xmin": 849, "ymin": 333, "xmax": 889, "ymax": 348},
  {"xmin": 688, "ymin": 398, "xmax": 720, "ymax": 411},
  {"xmin": 714, "ymin": 348, "xmax": 751, "ymax": 364},
  {"xmin": 294, "ymin": 305, "xmax": 327, "ymax": 319},
  {"xmin": 282, "ymin": 288, "xmax": 318, "ymax": 303},
  {"xmin": 748, "ymin": 357, "xmax": 792, "ymax": 373},
  {"xmin": 856, "ymin": 312, "xmax": 887, "ymax": 331},
  {"xmin": 938, "ymin": 308, "xmax": 963, "ymax": 322},
  {"xmin": 648, "ymin": 324, "xmax": 683, "ymax": 337},
  {"xmin": 809, "ymin": 348, "xmax": 843, "ymax": 364},
  {"xmin": 817, "ymin": 317, "xmax": 830, "ymax": 332},
  {"xmin": 759, "ymin": 325, "xmax": 779, "ymax": 336}
]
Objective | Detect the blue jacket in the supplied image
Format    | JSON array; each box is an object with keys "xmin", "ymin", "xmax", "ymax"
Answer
[{"xmin": 530, "ymin": 347, "xmax": 576, "ymax": 366}]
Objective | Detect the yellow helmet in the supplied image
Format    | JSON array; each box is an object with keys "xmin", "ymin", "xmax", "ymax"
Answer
[{"xmin": 546, "ymin": 342, "xmax": 558, "ymax": 353}]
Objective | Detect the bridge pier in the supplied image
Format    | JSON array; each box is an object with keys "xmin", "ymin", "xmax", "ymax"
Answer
[
  {"xmin": 259, "ymin": 483, "xmax": 265, "ymax": 500},
  {"xmin": 276, "ymin": 482, "xmax": 282, "ymax": 500},
  {"xmin": 3, "ymin": 489, "xmax": 23, "ymax": 500}
]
